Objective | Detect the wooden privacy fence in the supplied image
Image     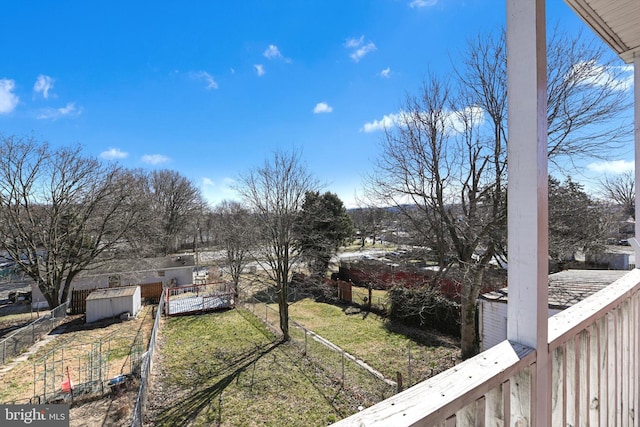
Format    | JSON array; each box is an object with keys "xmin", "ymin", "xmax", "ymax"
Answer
[
  {"xmin": 337, "ymin": 280, "xmax": 352, "ymax": 302},
  {"xmin": 71, "ymin": 289, "xmax": 94, "ymax": 314},
  {"xmin": 139, "ymin": 282, "xmax": 163, "ymax": 302}
]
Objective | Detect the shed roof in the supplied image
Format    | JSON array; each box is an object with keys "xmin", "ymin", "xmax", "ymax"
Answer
[
  {"xmin": 479, "ymin": 269, "xmax": 628, "ymax": 310},
  {"xmin": 86, "ymin": 286, "xmax": 139, "ymax": 301},
  {"xmin": 564, "ymin": 0, "xmax": 640, "ymax": 63}
]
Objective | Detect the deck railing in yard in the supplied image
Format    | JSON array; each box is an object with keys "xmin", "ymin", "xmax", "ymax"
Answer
[{"xmin": 333, "ymin": 269, "xmax": 640, "ymax": 426}]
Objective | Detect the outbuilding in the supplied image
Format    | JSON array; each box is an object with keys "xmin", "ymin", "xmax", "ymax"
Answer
[
  {"xmin": 86, "ymin": 286, "xmax": 141, "ymax": 323},
  {"xmin": 477, "ymin": 269, "xmax": 628, "ymax": 352}
]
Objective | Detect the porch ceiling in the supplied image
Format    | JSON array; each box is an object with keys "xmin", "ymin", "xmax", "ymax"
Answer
[{"xmin": 564, "ymin": 0, "xmax": 640, "ymax": 63}]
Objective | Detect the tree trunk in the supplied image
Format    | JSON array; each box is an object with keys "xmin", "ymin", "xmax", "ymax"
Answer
[
  {"xmin": 278, "ymin": 284, "xmax": 290, "ymax": 341},
  {"xmin": 460, "ymin": 266, "xmax": 484, "ymax": 359}
]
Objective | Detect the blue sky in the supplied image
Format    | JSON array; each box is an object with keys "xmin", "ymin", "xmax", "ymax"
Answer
[{"xmin": 0, "ymin": 0, "xmax": 634, "ymax": 208}]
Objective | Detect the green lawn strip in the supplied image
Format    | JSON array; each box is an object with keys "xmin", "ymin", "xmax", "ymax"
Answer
[
  {"xmin": 285, "ymin": 298, "xmax": 459, "ymax": 386},
  {"xmin": 152, "ymin": 308, "xmax": 359, "ymax": 427}
]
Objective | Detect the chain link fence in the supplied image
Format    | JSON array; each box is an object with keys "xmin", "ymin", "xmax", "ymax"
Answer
[
  {"xmin": 130, "ymin": 294, "xmax": 165, "ymax": 427},
  {"xmin": 0, "ymin": 301, "xmax": 69, "ymax": 365},
  {"xmin": 30, "ymin": 329, "xmax": 144, "ymax": 405},
  {"xmin": 242, "ymin": 294, "xmax": 459, "ymax": 391},
  {"xmin": 241, "ymin": 296, "xmax": 398, "ymax": 406}
]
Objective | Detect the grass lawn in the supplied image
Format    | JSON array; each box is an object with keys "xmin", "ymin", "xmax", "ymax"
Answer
[
  {"xmin": 147, "ymin": 309, "xmax": 358, "ymax": 427},
  {"xmin": 285, "ymin": 298, "xmax": 459, "ymax": 386},
  {"xmin": 148, "ymin": 295, "xmax": 461, "ymax": 427}
]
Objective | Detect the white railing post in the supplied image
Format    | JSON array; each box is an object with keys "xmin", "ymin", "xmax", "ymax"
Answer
[
  {"xmin": 506, "ymin": 0, "xmax": 549, "ymax": 425},
  {"xmin": 633, "ymin": 54, "xmax": 640, "ymax": 259}
]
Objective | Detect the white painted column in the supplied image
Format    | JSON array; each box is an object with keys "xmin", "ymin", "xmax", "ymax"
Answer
[
  {"xmin": 506, "ymin": 0, "xmax": 549, "ymax": 425},
  {"xmin": 634, "ymin": 55, "xmax": 640, "ymax": 258}
]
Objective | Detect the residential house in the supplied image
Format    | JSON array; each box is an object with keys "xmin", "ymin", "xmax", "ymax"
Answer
[{"xmin": 31, "ymin": 255, "xmax": 195, "ymax": 309}]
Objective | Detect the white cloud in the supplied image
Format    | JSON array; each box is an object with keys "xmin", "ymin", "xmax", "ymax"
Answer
[
  {"xmin": 0, "ymin": 79, "xmax": 19, "ymax": 114},
  {"xmin": 254, "ymin": 64, "xmax": 265, "ymax": 76},
  {"xmin": 313, "ymin": 102, "xmax": 333, "ymax": 114},
  {"xmin": 380, "ymin": 68, "xmax": 391, "ymax": 78},
  {"xmin": 409, "ymin": 0, "xmax": 438, "ymax": 8},
  {"xmin": 587, "ymin": 160, "xmax": 634, "ymax": 174},
  {"xmin": 141, "ymin": 154, "xmax": 170, "ymax": 165},
  {"xmin": 345, "ymin": 36, "xmax": 364, "ymax": 49},
  {"xmin": 362, "ymin": 113, "xmax": 402, "ymax": 133},
  {"xmin": 362, "ymin": 106, "xmax": 486, "ymax": 134},
  {"xmin": 570, "ymin": 61, "xmax": 634, "ymax": 92},
  {"xmin": 200, "ymin": 176, "xmax": 239, "ymax": 207},
  {"xmin": 409, "ymin": 0, "xmax": 438, "ymax": 9},
  {"xmin": 263, "ymin": 44, "xmax": 292, "ymax": 63},
  {"xmin": 36, "ymin": 102, "xmax": 82, "ymax": 120},
  {"xmin": 448, "ymin": 106, "xmax": 486, "ymax": 133},
  {"xmin": 264, "ymin": 44, "xmax": 281, "ymax": 59},
  {"xmin": 345, "ymin": 36, "xmax": 376, "ymax": 62},
  {"xmin": 33, "ymin": 75, "xmax": 54, "ymax": 98},
  {"xmin": 190, "ymin": 71, "xmax": 218, "ymax": 89},
  {"xmin": 100, "ymin": 147, "xmax": 128, "ymax": 160}
]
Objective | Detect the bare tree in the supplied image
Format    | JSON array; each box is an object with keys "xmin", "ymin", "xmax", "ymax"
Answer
[
  {"xmin": 0, "ymin": 135, "xmax": 144, "ymax": 308},
  {"xmin": 348, "ymin": 205, "xmax": 389, "ymax": 247},
  {"xmin": 367, "ymin": 74, "xmax": 505, "ymax": 359},
  {"xmin": 213, "ymin": 200, "xmax": 255, "ymax": 293},
  {"xmin": 600, "ymin": 171, "xmax": 635, "ymax": 219},
  {"xmin": 144, "ymin": 169, "xmax": 205, "ymax": 255},
  {"xmin": 459, "ymin": 28, "xmax": 632, "ymax": 168},
  {"xmin": 545, "ymin": 27, "xmax": 632, "ymax": 166},
  {"xmin": 367, "ymin": 27, "xmax": 631, "ymax": 359},
  {"xmin": 237, "ymin": 149, "xmax": 319, "ymax": 341}
]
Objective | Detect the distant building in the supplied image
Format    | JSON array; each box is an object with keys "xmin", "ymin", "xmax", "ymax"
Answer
[
  {"xmin": 31, "ymin": 255, "xmax": 195, "ymax": 309},
  {"xmin": 586, "ymin": 245, "xmax": 635, "ymax": 270}
]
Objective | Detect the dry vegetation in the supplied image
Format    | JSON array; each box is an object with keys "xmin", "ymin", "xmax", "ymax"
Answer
[{"xmin": 0, "ymin": 303, "xmax": 154, "ymax": 427}]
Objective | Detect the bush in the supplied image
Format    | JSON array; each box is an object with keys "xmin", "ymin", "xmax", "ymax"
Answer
[{"xmin": 387, "ymin": 286, "xmax": 460, "ymax": 337}]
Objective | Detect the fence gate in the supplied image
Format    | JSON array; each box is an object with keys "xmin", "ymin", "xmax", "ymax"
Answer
[{"xmin": 70, "ymin": 289, "xmax": 95, "ymax": 315}]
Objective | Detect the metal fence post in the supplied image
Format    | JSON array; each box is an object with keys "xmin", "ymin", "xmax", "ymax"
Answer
[
  {"xmin": 342, "ymin": 350, "xmax": 345, "ymax": 383},
  {"xmin": 408, "ymin": 343, "xmax": 412, "ymax": 387},
  {"xmin": 304, "ymin": 329, "xmax": 307, "ymax": 355}
]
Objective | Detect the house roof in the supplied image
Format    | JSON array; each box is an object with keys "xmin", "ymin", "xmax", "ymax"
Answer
[
  {"xmin": 564, "ymin": 0, "xmax": 640, "ymax": 63},
  {"xmin": 79, "ymin": 254, "xmax": 195, "ymax": 277},
  {"xmin": 479, "ymin": 269, "xmax": 628, "ymax": 310},
  {"xmin": 86, "ymin": 286, "xmax": 139, "ymax": 301}
]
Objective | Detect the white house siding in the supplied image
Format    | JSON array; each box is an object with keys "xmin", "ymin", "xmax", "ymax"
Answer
[
  {"xmin": 31, "ymin": 257, "xmax": 194, "ymax": 309},
  {"xmin": 479, "ymin": 300, "xmax": 561, "ymax": 352},
  {"xmin": 85, "ymin": 286, "xmax": 141, "ymax": 323}
]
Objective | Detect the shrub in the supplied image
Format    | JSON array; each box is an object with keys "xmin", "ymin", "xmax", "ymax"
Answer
[{"xmin": 387, "ymin": 285, "xmax": 460, "ymax": 337}]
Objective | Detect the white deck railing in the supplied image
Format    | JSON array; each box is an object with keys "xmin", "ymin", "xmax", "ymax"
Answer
[{"xmin": 333, "ymin": 269, "xmax": 640, "ymax": 426}]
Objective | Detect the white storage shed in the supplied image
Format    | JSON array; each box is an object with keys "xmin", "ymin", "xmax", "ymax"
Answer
[
  {"xmin": 86, "ymin": 286, "xmax": 141, "ymax": 323},
  {"xmin": 478, "ymin": 270, "xmax": 628, "ymax": 352}
]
